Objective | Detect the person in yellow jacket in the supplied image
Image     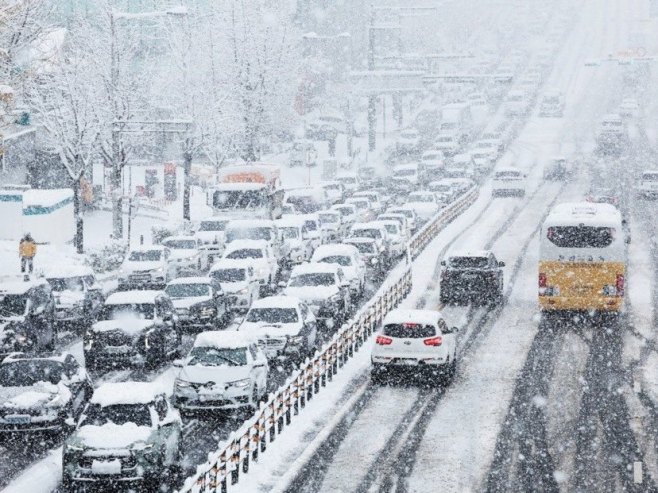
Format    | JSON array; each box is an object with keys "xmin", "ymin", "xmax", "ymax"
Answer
[{"xmin": 19, "ymin": 233, "xmax": 36, "ymax": 273}]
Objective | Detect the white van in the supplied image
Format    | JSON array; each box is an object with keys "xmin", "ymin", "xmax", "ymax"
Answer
[
  {"xmin": 440, "ymin": 103, "xmax": 474, "ymax": 144},
  {"xmin": 492, "ymin": 167, "xmax": 526, "ymax": 197}
]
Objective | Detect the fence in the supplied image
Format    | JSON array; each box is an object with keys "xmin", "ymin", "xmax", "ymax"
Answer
[{"xmin": 177, "ymin": 185, "xmax": 480, "ymax": 493}]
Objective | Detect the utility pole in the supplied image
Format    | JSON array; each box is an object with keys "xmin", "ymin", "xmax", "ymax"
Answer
[{"xmin": 367, "ymin": 4, "xmax": 377, "ymax": 152}]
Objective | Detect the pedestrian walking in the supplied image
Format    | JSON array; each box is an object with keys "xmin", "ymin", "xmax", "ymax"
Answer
[{"xmin": 19, "ymin": 233, "xmax": 37, "ymax": 274}]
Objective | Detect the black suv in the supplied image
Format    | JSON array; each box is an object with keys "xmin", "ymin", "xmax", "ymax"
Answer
[
  {"xmin": 84, "ymin": 290, "xmax": 180, "ymax": 370},
  {"xmin": 440, "ymin": 251, "xmax": 505, "ymax": 305},
  {"xmin": 0, "ymin": 277, "xmax": 56, "ymax": 359}
]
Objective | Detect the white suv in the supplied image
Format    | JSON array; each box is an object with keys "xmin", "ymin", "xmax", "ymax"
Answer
[{"xmin": 371, "ymin": 309, "xmax": 458, "ymax": 384}]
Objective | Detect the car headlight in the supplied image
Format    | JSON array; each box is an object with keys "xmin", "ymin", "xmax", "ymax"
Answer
[{"xmin": 227, "ymin": 378, "xmax": 251, "ymax": 389}]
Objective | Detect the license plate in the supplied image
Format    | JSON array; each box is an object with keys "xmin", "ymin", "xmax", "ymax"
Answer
[
  {"xmin": 397, "ymin": 358, "xmax": 418, "ymax": 366},
  {"xmin": 6, "ymin": 415, "xmax": 30, "ymax": 424},
  {"xmin": 199, "ymin": 393, "xmax": 221, "ymax": 402},
  {"xmin": 91, "ymin": 459, "xmax": 122, "ymax": 476}
]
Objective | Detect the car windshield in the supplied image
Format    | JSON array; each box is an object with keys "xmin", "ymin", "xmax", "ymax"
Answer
[
  {"xmin": 350, "ymin": 242, "xmax": 376, "ymax": 254},
  {"xmin": 199, "ymin": 220, "xmax": 227, "ymax": 232},
  {"xmin": 227, "ymin": 227, "xmax": 272, "ymax": 242},
  {"xmin": 188, "ymin": 346, "xmax": 247, "ymax": 367},
  {"xmin": 246, "ymin": 307, "xmax": 299, "ymax": 324},
  {"xmin": 320, "ymin": 253, "xmax": 355, "ymax": 269},
  {"xmin": 0, "ymin": 294, "xmax": 27, "ymax": 317},
  {"xmin": 226, "ymin": 249, "xmax": 263, "ymax": 260},
  {"xmin": 163, "ymin": 239, "xmax": 196, "ymax": 249},
  {"xmin": 383, "ymin": 323, "xmax": 436, "ymax": 338},
  {"xmin": 289, "ymin": 273, "xmax": 336, "ymax": 287},
  {"xmin": 495, "ymin": 171, "xmax": 521, "ymax": 178},
  {"xmin": 319, "ymin": 214, "xmax": 339, "ymax": 224},
  {"xmin": 449, "ymin": 257, "xmax": 490, "ymax": 269},
  {"xmin": 128, "ymin": 250, "xmax": 161, "ymax": 261},
  {"xmin": 211, "ymin": 268, "xmax": 246, "ymax": 282},
  {"xmin": 82, "ymin": 403, "xmax": 152, "ymax": 428},
  {"xmin": 0, "ymin": 360, "xmax": 63, "ymax": 386},
  {"xmin": 546, "ymin": 226, "xmax": 615, "ymax": 248},
  {"xmin": 213, "ymin": 190, "xmax": 266, "ymax": 209},
  {"xmin": 47, "ymin": 277, "xmax": 85, "ymax": 292},
  {"xmin": 351, "ymin": 228, "xmax": 381, "ymax": 239},
  {"xmin": 643, "ymin": 173, "xmax": 658, "ymax": 181},
  {"xmin": 281, "ymin": 227, "xmax": 299, "ymax": 239},
  {"xmin": 165, "ymin": 283, "xmax": 211, "ymax": 298},
  {"xmin": 333, "ymin": 207, "xmax": 353, "ymax": 217},
  {"xmin": 338, "ymin": 177, "xmax": 356, "ymax": 184},
  {"xmin": 99, "ymin": 303, "xmax": 155, "ymax": 320},
  {"xmin": 304, "ymin": 220, "xmax": 318, "ymax": 231},
  {"xmin": 384, "ymin": 224, "xmax": 398, "ymax": 234},
  {"xmin": 409, "ymin": 194, "xmax": 434, "ymax": 203}
]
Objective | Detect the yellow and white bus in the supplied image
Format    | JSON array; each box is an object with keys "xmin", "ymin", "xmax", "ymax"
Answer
[{"xmin": 539, "ymin": 202, "xmax": 626, "ymax": 313}]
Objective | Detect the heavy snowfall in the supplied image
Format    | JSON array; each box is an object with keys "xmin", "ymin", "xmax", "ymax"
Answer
[{"xmin": 0, "ymin": 0, "xmax": 657, "ymax": 492}]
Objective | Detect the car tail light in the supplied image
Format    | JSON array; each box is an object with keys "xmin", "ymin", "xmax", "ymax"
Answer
[
  {"xmin": 376, "ymin": 335, "xmax": 393, "ymax": 345},
  {"xmin": 539, "ymin": 273, "xmax": 547, "ymax": 288},
  {"xmin": 616, "ymin": 274, "xmax": 624, "ymax": 297},
  {"xmin": 423, "ymin": 336, "xmax": 443, "ymax": 346}
]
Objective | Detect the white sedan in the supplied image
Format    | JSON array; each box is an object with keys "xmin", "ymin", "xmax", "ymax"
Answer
[
  {"xmin": 311, "ymin": 243, "xmax": 367, "ymax": 299},
  {"xmin": 404, "ymin": 191, "xmax": 441, "ymax": 221},
  {"xmin": 371, "ymin": 309, "xmax": 458, "ymax": 385},
  {"xmin": 222, "ymin": 240, "xmax": 279, "ymax": 293}
]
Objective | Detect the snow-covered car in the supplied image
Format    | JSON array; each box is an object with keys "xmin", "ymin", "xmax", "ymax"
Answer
[
  {"xmin": 318, "ymin": 209, "xmax": 347, "ymax": 243},
  {"xmin": 544, "ymin": 156, "xmax": 573, "ymax": 180},
  {"xmin": 348, "ymin": 222, "xmax": 391, "ymax": 261},
  {"xmin": 345, "ymin": 197, "xmax": 375, "ymax": 222},
  {"xmin": 46, "ymin": 266, "xmax": 104, "ymax": 330},
  {"xmin": 84, "ymin": 290, "xmax": 180, "ymax": 370},
  {"xmin": 586, "ymin": 186, "xmax": 620, "ymax": 207},
  {"xmin": 596, "ymin": 114, "xmax": 628, "ymax": 155},
  {"xmin": 539, "ymin": 90, "xmax": 564, "ymax": 117},
  {"xmin": 193, "ymin": 218, "xmax": 229, "ymax": 266},
  {"xmin": 371, "ymin": 309, "xmax": 458, "ymax": 384},
  {"xmin": 0, "ymin": 276, "xmax": 56, "ymax": 359},
  {"xmin": 276, "ymin": 216, "xmax": 314, "ymax": 266},
  {"xmin": 299, "ymin": 213, "xmax": 324, "ymax": 250},
  {"xmin": 225, "ymin": 219, "xmax": 287, "ymax": 266},
  {"xmin": 331, "ymin": 203, "xmax": 359, "ymax": 228},
  {"xmin": 281, "ymin": 203, "xmax": 300, "ymax": 216},
  {"xmin": 404, "ymin": 191, "xmax": 441, "ymax": 221},
  {"xmin": 471, "ymin": 139, "xmax": 502, "ymax": 171},
  {"xmin": 377, "ymin": 213, "xmax": 411, "ymax": 239},
  {"xmin": 504, "ymin": 89, "xmax": 530, "ymax": 117},
  {"xmin": 619, "ymin": 98, "xmax": 639, "ymax": 118},
  {"xmin": 335, "ymin": 173, "xmax": 360, "ymax": 195},
  {"xmin": 637, "ymin": 170, "xmax": 658, "ymax": 199},
  {"xmin": 173, "ymin": 331, "xmax": 268, "ymax": 414},
  {"xmin": 352, "ymin": 190, "xmax": 384, "ymax": 214},
  {"xmin": 396, "ymin": 128, "xmax": 421, "ymax": 154},
  {"xmin": 388, "ymin": 207, "xmax": 419, "ymax": 233},
  {"xmin": 311, "ymin": 244, "xmax": 366, "ymax": 299},
  {"xmin": 492, "ymin": 167, "xmax": 526, "ymax": 197},
  {"xmin": 0, "ymin": 352, "xmax": 93, "ymax": 435},
  {"xmin": 284, "ymin": 186, "xmax": 329, "ymax": 214},
  {"xmin": 440, "ymin": 251, "xmax": 505, "ymax": 305},
  {"xmin": 222, "ymin": 240, "xmax": 279, "ymax": 293},
  {"xmin": 237, "ymin": 296, "xmax": 318, "ymax": 364},
  {"xmin": 165, "ymin": 277, "xmax": 230, "ymax": 330},
  {"xmin": 161, "ymin": 236, "xmax": 205, "ymax": 275},
  {"xmin": 373, "ymin": 220, "xmax": 407, "ymax": 258},
  {"xmin": 209, "ymin": 259, "xmax": 261, "ymax": 313},
  {"xmin": 118, "ymin": 246, "xmax": 174, "ymax": 290},
  {"xmin": 343, "ymin": 237, "xmax": 384, "ymax": 272},
  {"xmin": 320, "ymin": 181, "xmax": 346, "ymax": 204},
  {"xmin": 392, "ymin": 163, "xmax": 421, "ymax": 191},
  {"xmin": 433, "ymin": 134, "xmax": 460, "ymax": 157},
  {"xmin": 283, "ymin": 263, "xmax": 352, "ymax": 329},
  {"xmin": 446, "ymin": 153, "xmax": 477, "ymax": 180},
  {"xmin": 62, "ymin": 382, "xmax": 181, "ymax": 491},
  {"xmin": 427, "ymin": 180, "xmax": 458, "ymax": 203}
]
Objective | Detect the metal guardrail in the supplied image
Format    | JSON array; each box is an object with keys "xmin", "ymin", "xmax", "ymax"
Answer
[{"xmin": 177, "ymin": 185, "xmax": 479, "ymax": 493}]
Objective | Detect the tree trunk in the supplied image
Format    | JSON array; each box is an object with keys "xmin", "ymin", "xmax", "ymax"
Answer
[
  {"xmin": 72, "ymin": 177, "xmax": 84, "ymax": 254},
  {"xmin": 183, "ymin": 148, "xmax": 192, "ymax": 221},
  {"xmin": 111, "ymin": 165, "xmax": 123, "ymax": 239}
]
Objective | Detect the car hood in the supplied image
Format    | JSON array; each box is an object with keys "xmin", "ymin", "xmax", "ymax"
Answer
[
  {"xmin": 122, "ymin": 260, "xmax": 162, "ymax": 273},
  {"xmin": 54, "ymin": 290, "xmax": 85, "ymax": 306},
  {"xmin": 239, "ymin": 321, "xmax": 303, "ymax": 338},
  {"xmin": 172, "ymin": 296, "xmax": 212, "ymax": 309},
  {"xmin": 178, "ymin": 364, "xmax": 251, "ymax": 386},
  {"xmin": 75, "ymin": 423, "xmax": 153, "ymax": 450},
  {"xmin": 221, "ymin": 281, "xmax": 250, "ymax": 294},
  {"xmin": 284, "ymin": 238, "xmax": 304, "ymax": 250},
  {"xmin": 0, "ymin": 382, "xmax": 68, "ymax": 410},
  {"xmin": 168, "ymin": 249, "xmax": 197, "ymax": 260},
  {"xmin": 283, "ymin": 286, "xmax": 339, "ymax": 301},
  {"xmin": 91, "ymin": 319, "xmax": 155, "ymax": 336}
]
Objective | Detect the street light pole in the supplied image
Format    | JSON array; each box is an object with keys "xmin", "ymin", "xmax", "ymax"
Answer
[{"xmin": 367, "ymin": 5, "xmax": 377, "ymax": 152}]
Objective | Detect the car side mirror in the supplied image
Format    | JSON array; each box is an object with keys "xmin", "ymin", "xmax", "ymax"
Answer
[{"xmin": 498, "ymin": 261, "xmax": 505, "ymax": 267}]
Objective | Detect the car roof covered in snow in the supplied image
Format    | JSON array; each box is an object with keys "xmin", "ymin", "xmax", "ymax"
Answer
[
  {"xmin": 167, "ymin": 276, "xmax": 212, "ymax": 286},
  {"xmin": 276, "ymin": 216, "xmax": 306, "ymax": 228},
  {"xmin": 162, "ymin": 235, "xmax": 197, "ymax": 243},
  {"xmin": 351, "ymin": 222, "xmax": 385, "ymax": 230},
  {"xmin": 0, "ymin": 275, "xmax": 49, "ymax": 295},
  {"xmin": 44, "ymin": 265, "xmax": 95, "ymax": 279},
  {"xmin": 331, "ymin": 203, "xmax": 356, "ymax": 211},
  {"xmin": 250, "ymin": 296, "xmax": 301, "ymax": 309},
  {"xmin": 2, "ymin": 351, "xmax": 71, "ymax": 364},
  {"xmin": 227, "ymin": 219, "xmax": 275, "ymax": 229},
  {"xmin": 343, "ymin": 237, "xmax": 376, "ymax": 245},
  {"xmin": 447, "ymin": 250, "xmax": 491, "ymax": 260},
  {"xmin": 313, "ymin": 244, "xmax": 359, "ymax": 258},
  {"xmin": 224, "ymin": 240, "xmax": 270, "ymax": 251},
  {"xmin": 91, "ymin": 382, "xmax": 164, "ymax": 406},
  {"xmin": 130, "ymin": 245, "xmax": 166, "ymax": 253},
  {"xmin": 193, "ymin": 330, "xmax": 255, "ymax": 349},
  {"xmin": 545, "ymin": 202, "xmax": 621, "ymax": 227},
  {"xmin": 383, "ymin": 309, "xmax": 442, "ymax": 327},
  {"xmin": 290, "ymin": 262, "xmax": 340, "ymax": 276},
  {"xmin": 209, "ymin": 258, "xmax": 252, "ymax": 272},
  {"xmin": 105, "ymin": 290, "xmax": 163, "ymax": 305},
  {"xmin": 394, "ymin": 163, "xmax": 420, "ymax": 171}
]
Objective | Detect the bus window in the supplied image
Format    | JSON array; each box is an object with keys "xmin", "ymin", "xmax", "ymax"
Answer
[{"xmin": 546, "ymin": 226, "xmax": 614, "ymax": 248}]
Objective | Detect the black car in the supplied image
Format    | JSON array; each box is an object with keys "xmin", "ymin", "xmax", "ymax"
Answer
[
  {"xmin": 84, "ymin": 290, "xmax": 180, "ymax": 370},
  {"xmin": 164, "ymin": 277, "xmax": 231, "ymax": 330},
  {"xmin": 0, "ymin": 277, "xmax": 56, "ymax": 359},
  {"xmin": 440, "ymin": 251, "xmax": 504, "ymax": 305},
  {"xmin": 0, "ymin": 352, "xmax": 93, "ymax": 436}
]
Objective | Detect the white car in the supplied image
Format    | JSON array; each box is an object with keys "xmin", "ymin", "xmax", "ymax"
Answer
[
  {"xmin": 311, "ymin": 243, "xmax": 367, "ymax": 299},
  {"xmin": 371, "ymin": 309, "xmax": 458, "ymax": 384},
  {"xmin": 283, "ymin": 263, "xmax": 352, "ymax": 329},
  {"xmin": 619, "ymin": 98, "xmax": 639, "ymax": 118},
  {"xmin": 238, "ymin": 296, "xmax": 318, "ymax": 364},
  {"xmin": 349, "ymin": 222, "xmax": 391, "ymax": 259},
  {"xmin": 539, "ymin": 90, "xmax": 564, "ymax": 117},
  {"xmin": 372, "ymin": 220, "xmax": 407, "ymax": 258},
  {"xmin": 377, "ymin": 213, "xmax": 410, "ymax": 238},
  {"xmin": 504, "ymin": 89, "xmax": 530, "ymax": 117},
  {"xmin": 433, "ymin": 134, "xmax": 460, "ymax": 156},
  {"xmin": 276, "ymin": 216, "xmax": 314, "ymax": 265},
  {"xmin": 299, "ymin": 214, "xmax": 324, "ymax": 250},
  {"xmin": 637, "ymin": 170, "xmax": 658, "ymax": 199},
  {"xmin": 320, "ymin": 181, "xmax": 345, "ymax": 204},
  {"xmin": 162, "ymin": 236, "xmax": 205, "ymax": 275},
  {"xmin": 118, "ymin": 245, "xmax": 173, "ymax": 289},
  {"xmin": 331, "ymin": 203, "xmax": 358, "ymax": 228},
  {"xmin": 492, "ymin": 167, "xmax": 526, "ymax": 197},
  {"xmin": 194, "ymin": 218, "xmax": 229, "ymax": 266},
  {"xmin": 173, "ymin": 331, "xmax": 268, "ymax": 413},
  {"xmin": 318, "ymin": 209, "xmax": 347, "ymax": 243},
  {"xmin": 345, "ymin": 197, "xmax": 375, "ymax": 222},
  {"xmin": 222, "ymin": 240, "xmax": 279, "ymax": 292},
  {"xmin": 164, "ymin": 277, "xmax": 230, "ymax": 329},
  {"xmin": 388, "ymin": 207, "xmax": 419, "ymax": 232},
  {"xmin": 396, "ymin": 128, "xmax": 421, "ymax": 153},
  {"xmin": 392, "ymin": 163, "xmax": 421, "ymax": 190},
  {"xmin": 446, "ymin": 154, "xmax": 476, "ymax": 180},
  {"xmin": 405, "ymin": 191, "xmax": 441, "ymax": 221},
  {"xmin": 352, "ymin": 190, "xmax": 384, "ymax": 214},
  {"xmin": 209, "ymin": 259, "xmax": 261, "ymax": 313},
  {"xmin": 335, "ymin": 173, "xmax": 360, "ymax": 194},
  {"xmin": 225, "ymin": 219, "xmax": 287, "ymax": 264},
  {"xmin": 281, "ymin": 203, "xmax": 300, "ymax": 216}
]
